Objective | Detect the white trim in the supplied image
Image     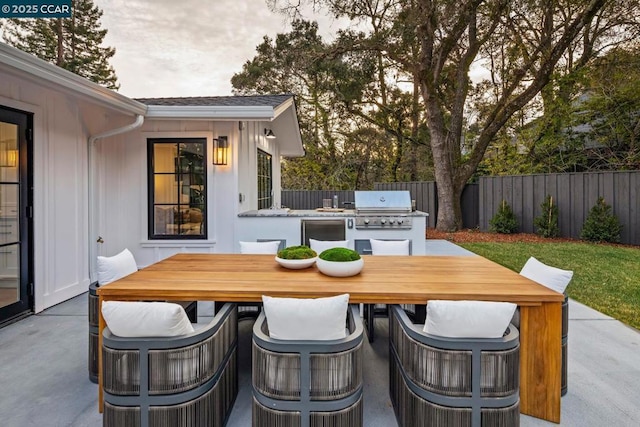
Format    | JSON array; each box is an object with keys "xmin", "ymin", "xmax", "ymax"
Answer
[
  {"xmin": 139, "ymin": 131, "xmax": 214, "ymax": 139},
  {"xmin": 273, "ymin": 97, "xmax": 294, "ymax": 119},
  {"xmin": 0, "ymin": 43, "xmax": 147, "ymax": 115},
  {"xmin": 145, "ymin": 105, "xmax": 277, "ymax": 120},
  {"xmin": 140, "ymin": 240, "xmax": 217, "ymax": 248}
]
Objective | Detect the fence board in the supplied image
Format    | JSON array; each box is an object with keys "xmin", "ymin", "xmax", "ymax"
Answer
[{"xmin": 631, "ymin": 174, "xmax": 640, "ymax": 244}]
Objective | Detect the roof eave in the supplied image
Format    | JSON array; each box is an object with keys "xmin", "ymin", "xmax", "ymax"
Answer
[
  {"xmin": 145, "ymin": 105, "xmax": 277, "ymax": 120},
  {"xmin": 0, "ymin": 43, "xmax": 147, "ymax": 116}
]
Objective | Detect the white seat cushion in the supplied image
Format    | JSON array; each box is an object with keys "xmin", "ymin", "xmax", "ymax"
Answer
[
  {"xmin": 370, "ymin": 239, "xmax": 410, "ymax": 255},
  {"xmin": 520, "ymin": 257, "xmax": 573, "ymax": 294},
  {"xmin": 309, "ymin": 239, "xmax": 349, "ymax": 254},
  {"xmin": 424, "ymin": 300, "xmax": 517, "ymax": 338},
  {"xmin": 97, "ymin": 248, "xmax": 138, "ymax": 285},
  {"xmin": 102, "ymin": 301, "xmax": 195, "ymax": 337},
  {"xmin": 239, "ymin": 240, "xmax": 281, "ymax": 254},
  {"xmin": 262, "ymin": 294, "xmax": 350, "ymax": 340}
]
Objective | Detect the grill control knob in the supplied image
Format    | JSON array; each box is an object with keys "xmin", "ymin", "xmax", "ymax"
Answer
[
  {"xmin": 380, "ymin": 219, "xmax": 387, "ymax": 225},
  {"xmin": 364, "ymin": 218, "xmax": 370, "ymax": 225},
  {"xmin": 397, "ymin": 218, "xmax": 404, "ymax": 225},
  {"xmin": 389, "ymin": 219, "xmax": 395, "ymax": 224}
]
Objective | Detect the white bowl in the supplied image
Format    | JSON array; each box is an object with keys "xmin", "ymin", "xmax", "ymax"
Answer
[
  {"xmin": 275, "ymin": 256, "xmax": 317, "ymax": 270},
  {"xmin": 316, "ymin": 258, "xmax": 364, "ymax": 277}
]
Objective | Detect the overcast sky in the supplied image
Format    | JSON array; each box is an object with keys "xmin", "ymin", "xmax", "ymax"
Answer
[{"xmin": 96, "ymin": 0, "xmax": 343, "ymax": 98}]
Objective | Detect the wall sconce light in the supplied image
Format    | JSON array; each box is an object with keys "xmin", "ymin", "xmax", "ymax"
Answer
[
  {"xmin": 213, "ymin": 136, "xmax": 229, "ymax": 165},
  {"xmin": 264, "ymin": 128, "xmax": 276, "ymax": 139}
]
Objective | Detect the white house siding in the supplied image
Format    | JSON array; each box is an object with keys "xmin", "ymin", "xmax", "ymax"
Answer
[
  {"xmin": 96, "ymin": 119, "xmax": 283, "ymax": 267},
  {"xmin": 237, "ymin": 121, "xmax": 283, "ymax": 211},
  {"xmin": 0, "ymin": 72, "xmax": 134, "ymax": 312}
]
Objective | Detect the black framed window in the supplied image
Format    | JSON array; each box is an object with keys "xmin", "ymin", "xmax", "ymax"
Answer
[
  {"xmin": 257, "ymin": 149, "xmax": 273, "ymax": 210},
  {"xmin": 148, "ymin": 138, "xmax": 206, "ymax": 239}
]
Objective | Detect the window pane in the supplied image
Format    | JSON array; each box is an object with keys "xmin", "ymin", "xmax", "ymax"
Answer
[
  {"xmin": 180, "ymin": 143, "xmax": 205, "ymax": 175},
  {"xmin": 154, "ymin": 205, "xmax": 177, "ymax": 235},
  {"xmin": 154, "ymin": 144, "xmax": 177, "ymax": 174},
  {"xmin": 0, "ymin": 122, "xmax": 19, "ymax": 182},
  {"xmin": 154, "ymin": 175, "xmax": 178, "ymax": 204},
  {"xmin": 0, "ymin": 243, "xmax": 20, "ymax": 308},
  {"xmin": 257, "ymin": 149, "xmax": 273, "ymax": 210}
]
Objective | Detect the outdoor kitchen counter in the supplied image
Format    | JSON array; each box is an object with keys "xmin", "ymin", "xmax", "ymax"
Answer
[
  {"xmin": 236, "ymin": 209, "xmax": 428, "ymax": 255},
  {"xmin": 238, "ymin": 209, "xmax": 428, "ymax": 217}
]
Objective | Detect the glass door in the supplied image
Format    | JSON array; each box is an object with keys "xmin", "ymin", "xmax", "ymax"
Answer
[{"xmin": 0, "ymin": 107, "xmax": 32, "ymax": 325}]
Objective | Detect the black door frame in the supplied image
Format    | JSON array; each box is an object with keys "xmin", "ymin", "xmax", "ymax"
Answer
[{"xmin": 0, "ymin": 105, "xmax": 34, "ymax": 326}]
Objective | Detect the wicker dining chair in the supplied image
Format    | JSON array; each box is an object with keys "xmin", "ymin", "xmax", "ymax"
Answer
[
  {"xmin": 389, "ymin": 303, "xmax": 520, "ymax": 427},
  {"xmin": 101, "ymin": 302, "xmax": 238, "ymax": 427},
  {"xmin": 89, "ymin": 249, "xmax": 197, "ymax": 383},
  {"xmin": 252, "ymin": 302, "xmax": 364, "ymax": 427}
]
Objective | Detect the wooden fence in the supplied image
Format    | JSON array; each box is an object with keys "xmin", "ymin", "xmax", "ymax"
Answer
[
  {"xmin": 479, "ymin": 171, "xmax": 640, "ymax": 245},
  {"xmin": 282, "ymin": 170, "xmax": 639, "ymax": 245}
]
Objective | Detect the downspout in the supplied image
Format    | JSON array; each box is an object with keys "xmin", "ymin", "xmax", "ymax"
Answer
[{"xmin": 88, "ymin": 114, "xmax": 144, "ymax": 283}]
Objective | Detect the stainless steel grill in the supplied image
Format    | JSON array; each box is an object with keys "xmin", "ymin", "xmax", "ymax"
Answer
[{"xmin": 353, "ymin": 191, "xmax": 412, "ymax": 229}]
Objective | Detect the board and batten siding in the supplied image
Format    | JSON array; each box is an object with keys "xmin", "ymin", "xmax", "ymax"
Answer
[{"xmin": 1, "ymin": 75, "xmax": 132, "ymax": 312}]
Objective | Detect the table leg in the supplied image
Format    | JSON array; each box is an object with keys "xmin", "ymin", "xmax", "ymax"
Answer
[
  {"xmin": 519, "ymin": 302, "xmax": 562, "ymax": 423},
  {"xmin": 363, "ymin": 304, "xmax": 375, "ymax": 343}
]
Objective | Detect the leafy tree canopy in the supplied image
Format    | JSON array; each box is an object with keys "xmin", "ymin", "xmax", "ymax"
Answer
[
  {"xmin": 232, "ymin": 19, "xmax": 433, "ymax": 189},
  {"xmin": 266, "ymin": 0, "xmax": 640, "ymax": 231},
  {"xmin": 1, "ymin": 0, "xmax": 119, "ymax": 89}
]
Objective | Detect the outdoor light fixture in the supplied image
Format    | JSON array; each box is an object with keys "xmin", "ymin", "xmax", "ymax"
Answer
[
  {"xmin": 213, "ymin": 136, "xmax": 229, "ymax": 165},
  {"xmin": 264, "ymin": 128, "xmax": 276, "ymax": 139}
]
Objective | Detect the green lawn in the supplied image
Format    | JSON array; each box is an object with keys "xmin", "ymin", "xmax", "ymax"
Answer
[{"xmin": 458, "ymin": 242, "xmax": 640, "ymax": 330}]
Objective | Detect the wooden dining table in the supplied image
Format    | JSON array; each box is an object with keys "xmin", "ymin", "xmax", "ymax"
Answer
[{"xmin": 97, "ymin": 253, "xmax": 564, "ymax": 423}]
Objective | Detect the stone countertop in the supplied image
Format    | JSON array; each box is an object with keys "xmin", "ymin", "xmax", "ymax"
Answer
[{"xmin": 238, "ymin": 209, "xmax": 429, "ymax": 217}]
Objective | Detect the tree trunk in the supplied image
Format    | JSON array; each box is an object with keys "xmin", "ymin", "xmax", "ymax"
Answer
[
  {"xmin": 430, "ymin": 128, "xmax": 464, "ymax": 231},
  {"xmin": 434, "ymin": 168, "xmax": 464, "ymax": 231},
  {"xmin": 56, "ymin": 18, "xmax": 63, "ymax": 66}
]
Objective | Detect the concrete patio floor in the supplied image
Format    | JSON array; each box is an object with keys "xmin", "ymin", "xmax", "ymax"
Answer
[{"xmin": 1, "ymin": 240, "xmax": 639, "ymax": 426}]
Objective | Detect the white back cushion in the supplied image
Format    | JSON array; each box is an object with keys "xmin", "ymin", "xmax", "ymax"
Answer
[
  {"xmin": 370, "ymin": 239, "xmax": 410, "ymax": 255},
  {"xmin": 309, "ymin": 239, "xmax": 349, "ymax": 254},
  {"xmin": 262, "ymin": 294, "xmax": 350, "ymax": 340},
  {"xmin": 520, "ymin": 257, "xmax": 573, "ymax": 294},
  {"xmin": 102, "ymin": 301, "xmax": 195, "ymax": 337},
  {"xmin": 240, "ymin": 241, "xmax": 281, "ymax": 254},
  {"xmin": 97, "ymin": 248, "xmax": 138, "ymax": 285},
  {"xmin": 424, "ymin": 300, "xmax": 517, "ymax": 338}
]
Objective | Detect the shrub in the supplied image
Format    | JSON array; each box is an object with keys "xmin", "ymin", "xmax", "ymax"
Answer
[
  {"xmin": 581, "ymin": 197, "xmax": 622, "ymax": 243},
  {"xmin": 489, "ymin": 200, "xmax": 519, "ymax": 234},
  {"xmin": 277, "ymin": 246, "xmax": 317, "ymax": 259},
  {"xmin": 318, "ymin": 247, "xmax": 361, "ymax": 261},
  {"xmin": 533, "ymin": 195, "xmax": 560, "ymax": 238}
]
